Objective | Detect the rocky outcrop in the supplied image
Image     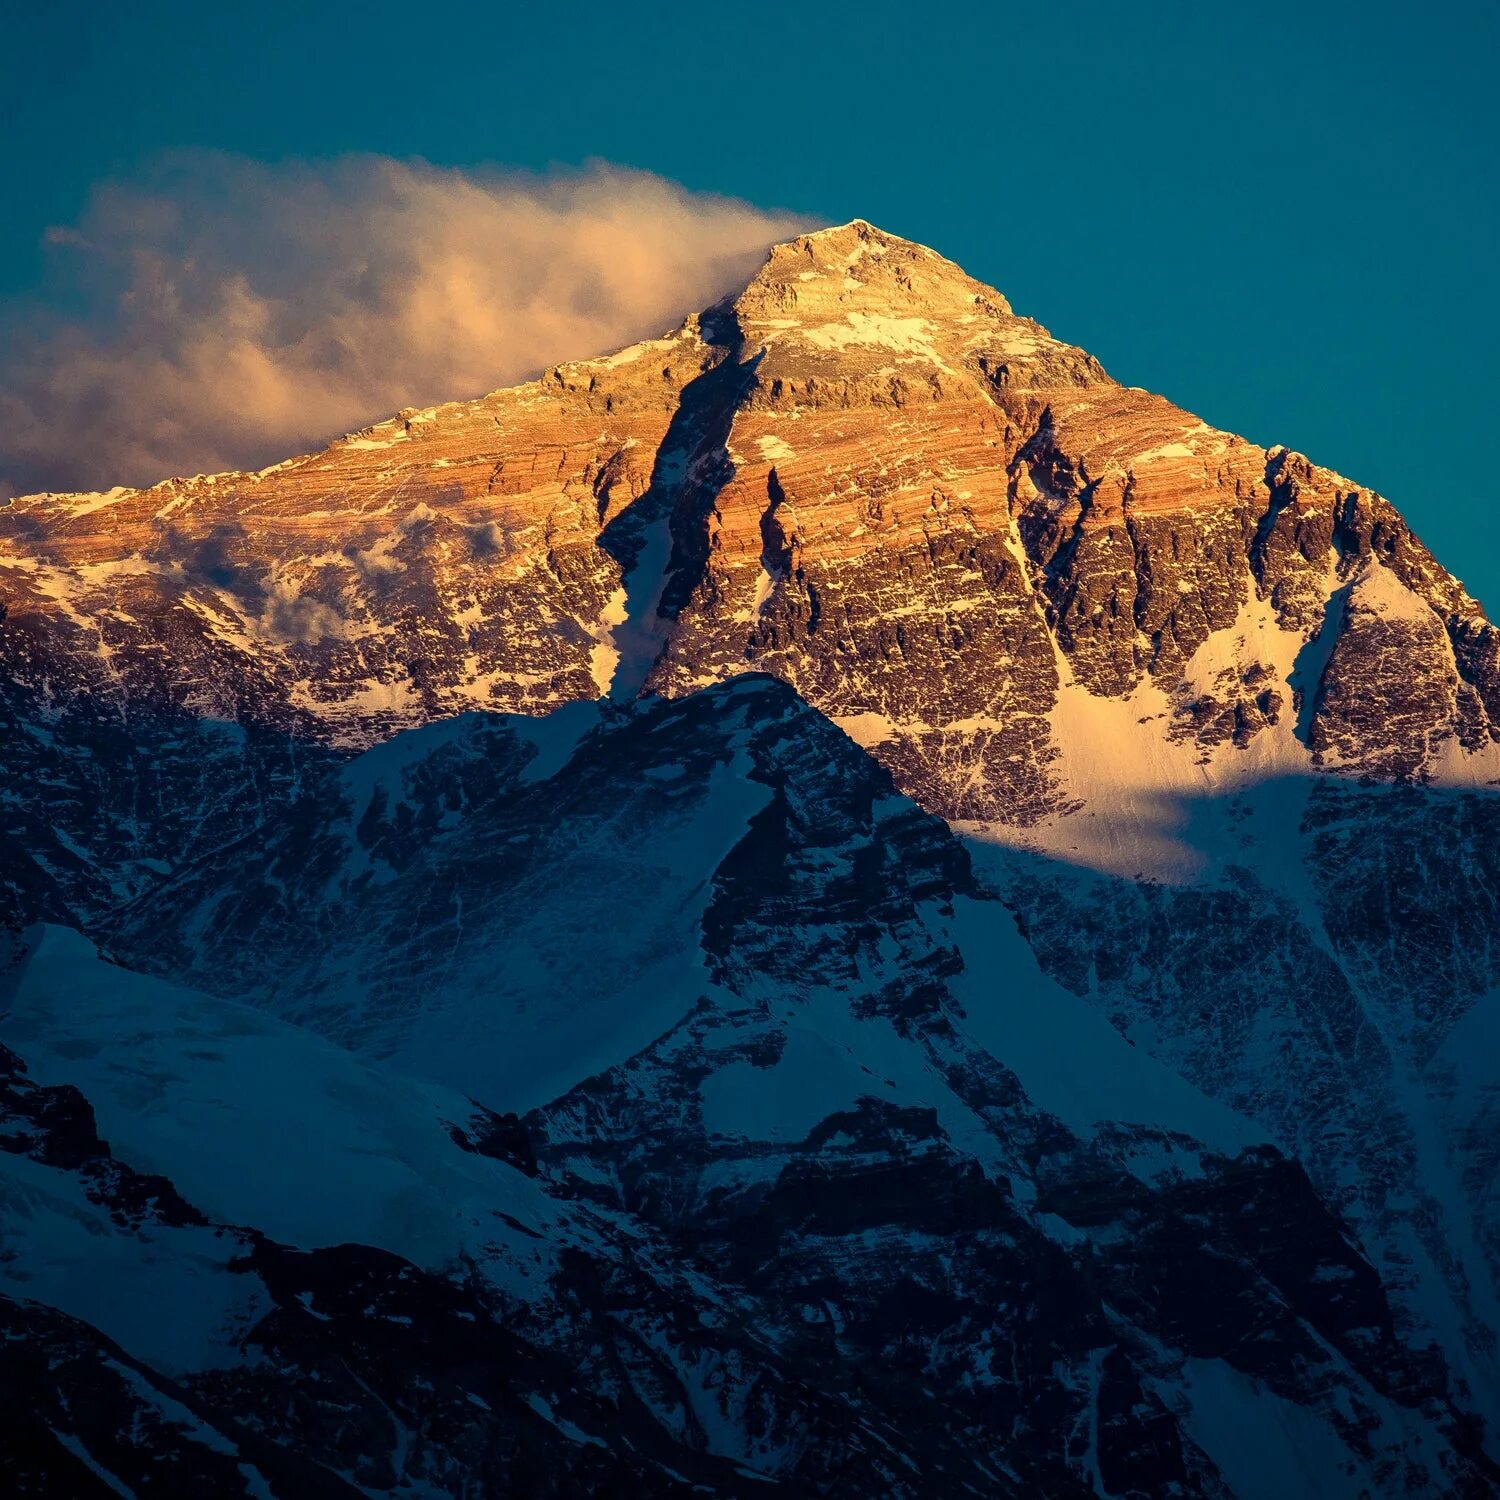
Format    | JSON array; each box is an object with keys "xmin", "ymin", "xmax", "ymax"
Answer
[{"xmin": 0, "ymin": 321, "xmax": 716, "ymax": 739}]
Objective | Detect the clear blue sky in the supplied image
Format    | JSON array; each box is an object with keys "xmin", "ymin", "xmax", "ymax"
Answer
[{"xmin": 4, "ymin": 1, "xmax": 1497, "ymax": 606}]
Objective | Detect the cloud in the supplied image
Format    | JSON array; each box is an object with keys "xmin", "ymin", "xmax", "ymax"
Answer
[{"xmin": 0, "ymin": 154, "xmax": 810, "ymax": 497}]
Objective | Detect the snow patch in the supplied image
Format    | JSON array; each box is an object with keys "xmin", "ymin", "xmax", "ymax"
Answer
[
  {"xmin": 2, "ymin": 926, "xmax": 561, "ymax": 1275},
  {"xmin": 598, "ymin": 515, "xmax": 675, "ymax": 701},
  {"xmin": 755, "ymin": 434, "xmax": 795, "ymax": 464},
  {"xmin": 1166, "ymin": 1359, "xmax": 1373, "ymax": 1500},
  {"xmin": 946, "ymin": 893, "xmax": 1258, "ymax": 1165},
  {"xmin": 800, "ymin": 312, "xmax": 960, "ymax": 376},
  {"xmin": 833, "ymin": 712, "xmax": 899, "ymax": 749}
]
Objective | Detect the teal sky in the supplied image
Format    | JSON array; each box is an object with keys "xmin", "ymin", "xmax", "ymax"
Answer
[{"xmin": 4, "ymin": 1, "xmax": 1497, "ymax": 606}]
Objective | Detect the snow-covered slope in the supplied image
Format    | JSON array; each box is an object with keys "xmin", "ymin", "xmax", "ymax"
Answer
[
  {"xmin": 60, "ymin": 676, "xmax": 1494, "ymax": 1495},
  {"xmin": 2, "ymin": 923, "xmax": 1007, "ymax": 1497}
]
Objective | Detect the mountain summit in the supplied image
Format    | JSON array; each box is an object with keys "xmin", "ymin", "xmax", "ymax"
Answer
[
  {"xmin": 3, "ymin": 222, "xmax": 1500, "ymax": 1497},
  {"xmin": 4, "ymin": 219, "xmax": 1496, "ymax": 851}
]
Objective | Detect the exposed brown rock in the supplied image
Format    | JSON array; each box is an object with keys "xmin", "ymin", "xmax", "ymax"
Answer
[{"xmin": 4, "ymin": 217, "xmax": 1497, "ymax": 825}]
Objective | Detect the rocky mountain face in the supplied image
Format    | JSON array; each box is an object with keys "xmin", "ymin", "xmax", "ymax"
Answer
[
  {"xmin": 3, "ymin": 221, "xmax": 1500, "ymax": 1497},
  {"xmin": 4, "ymin": 221, "xmax": 1497, "ymax": 824}
]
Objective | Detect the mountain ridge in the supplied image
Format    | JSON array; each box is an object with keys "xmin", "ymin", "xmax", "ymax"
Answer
[
  {"xmin": 4, "ymin": 218, "xmax": 1500, "ymax": 1497},
  {"xmin": 4, "ymin": 219, "xmax": 1495, "ymax": 852},
  {"xmin": 8, "ymin": 678, "xmax": 1498, "ymax": 1496}
]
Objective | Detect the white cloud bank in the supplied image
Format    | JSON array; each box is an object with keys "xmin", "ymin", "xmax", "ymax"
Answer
[{"xmin": 0, "ymin": 154, "xmax": 810, "ymax": 496}]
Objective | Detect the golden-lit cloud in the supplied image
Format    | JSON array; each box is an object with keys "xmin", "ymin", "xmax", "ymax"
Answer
[{"xmin": 0, "ymin": 154, "xmax": 810, "ymax": 496}]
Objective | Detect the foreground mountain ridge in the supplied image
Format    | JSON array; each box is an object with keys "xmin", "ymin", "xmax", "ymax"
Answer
[
  {"xmin": 5, "ymin": 681, "xmax": 1498, "ymax": 1496},
  {"xmin": 4, "ymin": 220, "xmax": 1500, "ymax": 1497}
]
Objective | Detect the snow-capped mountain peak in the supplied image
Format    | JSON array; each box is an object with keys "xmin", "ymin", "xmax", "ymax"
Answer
[{"xmin": 3, "ymin": 220, "xmax": 1499, "ymax": 1497}]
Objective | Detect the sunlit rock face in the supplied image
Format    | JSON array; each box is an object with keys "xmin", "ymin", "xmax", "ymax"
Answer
[
  {"xmin": 4, "ymin": 220, "xmax": 1500, "ymax": 1498},
  {"xmin": 0, "ymin": 320, "xmax": 711, "ymax": 739},
  {"xmin": 5, "ymin": 219, "xmax": 1499, "ymax": 836}
]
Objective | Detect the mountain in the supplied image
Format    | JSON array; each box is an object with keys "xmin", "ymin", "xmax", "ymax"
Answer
[{"xmin": 3, "ymin": 220, "xmax": 1499, "ymax": 1497}]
